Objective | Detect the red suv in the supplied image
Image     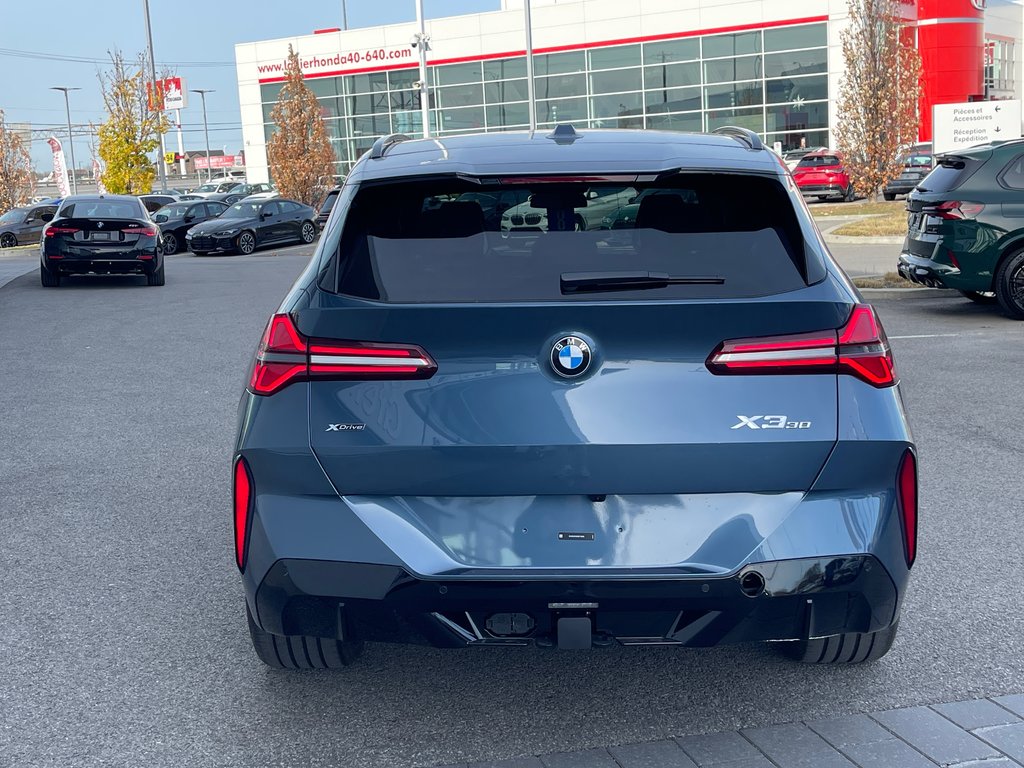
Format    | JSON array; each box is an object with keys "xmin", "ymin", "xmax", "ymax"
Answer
[{"xmin": 792, "ymin": 150, "xmax": 854, "ymax": 202}]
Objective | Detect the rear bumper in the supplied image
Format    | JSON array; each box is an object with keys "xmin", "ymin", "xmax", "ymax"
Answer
[
  {"xmin": 898, "ymin": 250, "xmax": 992, "ymax": 291},
  {"xmin": 251, "ymin": 554, "xmax": 899, "ymax": 648},
  {"xmin": 798, "ymin": 183, "xmax": 847, "ymax": 196},
  {"xmin": 42, "ymin": 250, "xmax": 160, "ymax": 274},
  {"xmin": 884, "ymin": 180, "xmax": 918, "ymax": 196}
]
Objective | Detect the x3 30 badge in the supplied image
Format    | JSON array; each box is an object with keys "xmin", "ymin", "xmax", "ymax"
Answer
[{"xmin": 733, "ymin": 415, "xmax": 812, "ymax": 430}]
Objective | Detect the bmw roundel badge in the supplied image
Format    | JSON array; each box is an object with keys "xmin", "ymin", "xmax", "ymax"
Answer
[{"xmin": 551, "ymin": 336, "xmax": 592, "ymax": 378}]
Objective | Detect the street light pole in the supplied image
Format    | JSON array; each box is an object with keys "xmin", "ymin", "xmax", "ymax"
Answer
[
  {"xmin": 51, "ymin": 86, "xmax": 81, "ymax": 194},
  {"xmin": 414, "ymin": 0, "xmax": 431, "ymax": 138},
  {"xmin": 524, "ymin": 0, "xmax": 536, "ymax": 132},
  {"xmin": 142, "ymin": 0, "xmax": 168, "ymax": 192},
  {"xmin": 191, "ymin": 89, "xmax": 215, "ymax": 182},
  {"xmin": 341, "ymin": 0, "xmax": 348, "ymax": 30}
]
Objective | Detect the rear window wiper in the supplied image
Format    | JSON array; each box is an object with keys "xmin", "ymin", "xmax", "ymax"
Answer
[{"xmin": 560, "ymin": 271, "xmax": 725, "ymax": 294}]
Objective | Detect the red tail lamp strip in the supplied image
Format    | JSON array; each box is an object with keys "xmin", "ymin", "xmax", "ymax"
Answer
[
  {"xmin": 249, "ymin": 313, "xmax": 436, "ymax": 395},
  {"xmin": 707, "ymin": 305, "xmax": 896, "ymax": 387},
  {"xmin": 233, "ymin": 457, "xmax": 253, "ymax": 572}
]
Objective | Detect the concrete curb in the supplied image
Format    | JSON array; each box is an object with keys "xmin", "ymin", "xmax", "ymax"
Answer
[
  {"xmin": 859, "ymin": 287, "xmax": 954, "ymax": 299},
  {"xmin": 825, "ymin": 233, "xmax": 905, "ymax": 245}
]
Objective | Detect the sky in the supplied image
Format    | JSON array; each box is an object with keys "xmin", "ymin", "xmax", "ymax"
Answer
[{"xmin": 0, "ymin": 0, "xmax": 500, "ymax": 170}]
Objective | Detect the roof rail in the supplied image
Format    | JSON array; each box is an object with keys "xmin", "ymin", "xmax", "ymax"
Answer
[
  {"xmin": 369, "ymin": 133, "xmax": 413, "ymax": 160},
  {"xmin": 713, "ymin": 126, "xmax": 764, "ymax": 151}
]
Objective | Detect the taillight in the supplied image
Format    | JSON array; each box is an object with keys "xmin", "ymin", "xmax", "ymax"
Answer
[
  {"xmin": 233, "ymin": 457, "xmax": 253, "ymax": 571},
  {"xmin": 122, "ymin": 226, "xmax": 159, "ymax": 237},
  {"xmin": 707, "ymin": 304, "xmax": 896, "ymax": 387},
  {"xmin": 44, "ymin": 226, "xmax": 78, "ymax": 237},
  {"xmin": 896, "ymin": 450, "xmax": 918, "ymax": 567},
  {"xmin": 925, "ymin": 200, "xmax": 984, "ymax": 219},
  {"xmin": 249, "ymin": 313, "xmax": 436, "ymax": 395}
]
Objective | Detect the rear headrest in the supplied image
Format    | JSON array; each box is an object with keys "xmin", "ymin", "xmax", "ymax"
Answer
[
  {"xmin": 416, "ymin": 201, "xmax": 485, "ymax": 238},
  {"xmin": 635, "ymin": 194, "xmax": 695, "ymax": 233}
]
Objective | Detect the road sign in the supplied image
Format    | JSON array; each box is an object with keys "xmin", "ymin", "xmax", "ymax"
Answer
[
  {"xmin": 164, "ymin": 151, "xmax": 176, "ymax": 165},
  {"xmin": 932, "ymin": 100, "xmax": 1022, "ymax": 154}
]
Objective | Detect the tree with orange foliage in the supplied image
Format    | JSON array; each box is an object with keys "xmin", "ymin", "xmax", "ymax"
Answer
[
  {"xmin": 0, "ymin": 111, "xmax": 35, "ymax": 214},
  {"xmin": 266, "ymin": 46, "xmax": 337, "ymax": 208},
  {"xmin": 835, "ymin": 0, "xmax": 921, "ymax": 200}
]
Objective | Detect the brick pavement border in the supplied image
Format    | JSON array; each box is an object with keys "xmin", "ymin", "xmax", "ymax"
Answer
[{"xmin": 431, "ymin": 694, "xmax": 1024, "ymax": 768}]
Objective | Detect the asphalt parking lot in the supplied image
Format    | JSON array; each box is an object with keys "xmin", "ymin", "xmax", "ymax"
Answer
[{"xmin": 0, "ymin": 244, "xmax": 1022, "ymax": 768}]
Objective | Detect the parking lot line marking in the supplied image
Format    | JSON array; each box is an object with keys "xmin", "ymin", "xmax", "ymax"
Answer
[{"xmin": 890, "ymin": 334, "xmax": 960, "ymax": 339}]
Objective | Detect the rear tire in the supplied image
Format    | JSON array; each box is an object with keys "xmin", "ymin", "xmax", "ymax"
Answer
[
  {"xmin": 0, "ymin": 233, "xmax": 17, "ymax": 249},
  {"xmin": 40, "ymin": 264, "xmax": 60, "ymax": 287},
  {"xmin": 995, "ymin": 249, "xmax": 1024, "ymax": 319},
  {"xmin": 146, "ymin": 263, "xmax": 165, "ymax": 287},
  {"xmin": 779, "ymin": 621, "xmax": 899, "ymax": 664},
  {"xmin": 959, "ymin": 289, "xmax": 998, "ymax": 305},
  {"xmin": 883, "ymin": 192, "xmax": 896, "ymax": 201},
  {"xmin": 161, "ymin": 232, "xmax": 178, "ymax": 254},
  {"xmin": 245, "ymin": 603, "xmax": 363, "ymax": 669},
  {"xmin": 843, "ymin": 185, "xmax": 856, "ymax": 202}
]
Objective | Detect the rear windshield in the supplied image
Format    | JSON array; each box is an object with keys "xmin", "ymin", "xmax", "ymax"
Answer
[
  {"xmin": 326, "ymin": 175, "xmax": 811, "ymax": 303},
  {"xmin": 905, "ymin": 154, "xmax": 932, "ymax": 168},
  {"xmin": 917, "ymin": 155, "xmax": 985, "ymax": 193},
  {"xmin": 796, "ymin": 155, "xmax": 840, "ymax": 168},
  {"xmin": 59, "ymin": 199, "xmax": 144, "ymax": 219}
]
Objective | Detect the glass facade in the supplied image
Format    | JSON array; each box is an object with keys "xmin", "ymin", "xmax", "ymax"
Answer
[{"xmin": 260, "ymin": 22, "xmax": 829, "ymax": 175}]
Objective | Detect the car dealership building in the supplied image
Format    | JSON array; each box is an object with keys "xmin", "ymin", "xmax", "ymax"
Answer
[{"xmin": 235, "ymin": 0, "xmax": 1023, "ymax": 182}]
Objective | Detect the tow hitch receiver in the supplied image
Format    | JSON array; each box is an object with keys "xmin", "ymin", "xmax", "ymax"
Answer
[{"xmin": 557, "ymin": 617, "xmax": 593, "ymax": 649}]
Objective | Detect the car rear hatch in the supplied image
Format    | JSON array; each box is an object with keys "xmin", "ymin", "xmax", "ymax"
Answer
[
  {"xmin": 278, "ymin": 173, "xmax": 867, "ymax": 573},
  {"xmin": 905, "ymin": 150, "xmax": 990, "ymax": 256},
  {"xmin": 48, "ymin": 217, "xmax": 154, "ymax": 257}
]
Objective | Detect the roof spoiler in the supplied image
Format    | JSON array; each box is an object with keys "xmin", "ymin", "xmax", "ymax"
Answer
[
  {"xmin": 713, "ymin": 126, "xmax": 764, "ymax": 151},
  {"xmin": 369, "ymin": 133, "xmax": 413, "ymax": 160}
]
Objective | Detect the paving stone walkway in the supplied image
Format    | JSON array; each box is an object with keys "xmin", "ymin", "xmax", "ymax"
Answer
[{"xmin": 432, "ymin": 694, "xmax": 1024, "ymax": 768}]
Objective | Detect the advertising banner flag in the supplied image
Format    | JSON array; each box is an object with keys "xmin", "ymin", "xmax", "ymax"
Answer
[
  {"xmin": 147, "ymin": 77, "xmax": 187, "ymax": 111},
  {"xmin": 47, "ymin": 136, "xmax": 71, "ymax": 197}
]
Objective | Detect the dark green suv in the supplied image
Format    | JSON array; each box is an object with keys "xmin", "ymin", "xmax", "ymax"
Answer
[{"xmin": 898, "ymin": 140, "xmax": 1024, "ymax": 318}]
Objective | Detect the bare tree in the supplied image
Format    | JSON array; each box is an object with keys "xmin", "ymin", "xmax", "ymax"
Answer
[
  {"xmin": 0, "ymin": 111, "xmax": 35, "ymax": 212},
  {"xmin": 835, "ymin": 0, "xmax": 922, "ymax": 200},
  {"xmin": 267, "ymin": 45, "xmax": 337, "ymax": 207},
  {"xmin": 96, "ymin": 50, "xmax": 169, "ymax": 194}
]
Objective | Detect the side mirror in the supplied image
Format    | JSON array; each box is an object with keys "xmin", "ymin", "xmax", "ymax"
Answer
[
  {"xmin": 586, "ymin": 190, "xmax": 599, "ymax": 200},
  {"xmin": 183, "ymin": 215, "xmax": 194, "ymax": 223},
  {"xmin": 41, "ymin": 212, "xmax": 54, "ymax": 223},
  {"xmin": 260, "ymin": 212, "xmax": 269, "ymax": 220},
  {"xmin": 627, "ymin": 196, "xmax": 637, "ymax": 204}
]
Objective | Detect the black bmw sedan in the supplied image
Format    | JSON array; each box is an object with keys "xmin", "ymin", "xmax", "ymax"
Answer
[
  {"xmin": 185, "ymin": 198, "xmax": 317, "ymax": 256},
  {"xmin": 152, "ymin": 199, "xmax": 228, "ymax": 254},
  {"xmin": 39, "ymin": 194, "xmax": 164, "ymax": 287}
]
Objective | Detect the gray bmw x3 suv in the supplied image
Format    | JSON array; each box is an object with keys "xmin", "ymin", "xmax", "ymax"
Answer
[{"xmin": 234, "ymin": 125, "xmax": 917, "ymax": 668}]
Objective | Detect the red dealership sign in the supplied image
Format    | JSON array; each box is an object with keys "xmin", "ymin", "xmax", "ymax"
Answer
[{"xmin": 194, "ymin": 155, "xmax": 242, "ymax": 169}]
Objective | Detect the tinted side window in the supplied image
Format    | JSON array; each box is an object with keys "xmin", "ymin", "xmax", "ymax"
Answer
[
  {"xmin": 320, "ymin": 192, "xmax": 340, "ymax": 214},
  {"xmin": 999, "ymin": 154, "xmax": 1024, "ymax": 190},
  {"xmin": 280, "ymin": 201, "xmax": 301, "ymax": 213},
  {"xmin": 207, "ymin": 202, "xmax": 227, "ymax": 216},
  {"xmin": 262, "ymin": 202, "xmax": 281, "ymax": 216}
]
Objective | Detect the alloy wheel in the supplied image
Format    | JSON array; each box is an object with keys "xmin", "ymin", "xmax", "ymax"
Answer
[
  {"xmin": 162, "ymin": 233, "xmax": 177, "ymax": 254},
  {"xmin": 1011, "ymin": 264, "xmax": 1024, "ymax": 309},
  {"xmin": 238, "ymin": 232, "xmax": 256, "ymax": 254},
  {"xmin": 0, "ymin": 233, "xmax": 16, "ymax": 249},
  {"xmin": 301, "ymin": 222, "xmax": 315, "ymax": 243}
]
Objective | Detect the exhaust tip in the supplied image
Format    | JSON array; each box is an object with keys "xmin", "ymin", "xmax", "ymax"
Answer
[{"xmin": 739, "ymin": 570, "xmax": 766, "ymax": 598}]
